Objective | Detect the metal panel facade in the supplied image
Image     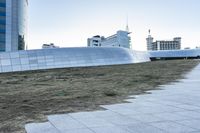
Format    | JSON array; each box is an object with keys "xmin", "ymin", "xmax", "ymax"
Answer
[
  {"xmin": 149, "ymin": 49, "xmax": 200, "ymax": 58},
  {"xmin": 0, "ymin": 47, "xmax": 150, "ymax": 73}
]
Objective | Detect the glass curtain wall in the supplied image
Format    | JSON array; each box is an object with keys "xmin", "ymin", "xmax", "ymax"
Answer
[
  {"xmin": 18, "ymin": 0, "xmax": 28, "ymax": 50},
  {"xmin": 0, "ymin": 0, "xmax": 27, "ymax": 52},
  {"xmin": 12, "ymin": 0, "xmax": 28, "ymax": 51},
  {"xmin": 0, "ymin": 0, "xmax": 6, "ymax": 52}
]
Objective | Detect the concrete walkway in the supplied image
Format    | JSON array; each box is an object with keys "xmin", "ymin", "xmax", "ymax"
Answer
[{"xmin": 25, "ymin": 64, "xmax": 200, "ymax": 133}]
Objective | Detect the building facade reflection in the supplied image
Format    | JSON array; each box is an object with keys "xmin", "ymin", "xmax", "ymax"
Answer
[{"xmin": 0, "ymin": 0, "xmax": 28, "ymax": 52}]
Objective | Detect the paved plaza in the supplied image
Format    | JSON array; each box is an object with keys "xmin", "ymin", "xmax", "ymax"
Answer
[{"xmin": 25, "ymin": 64, "xmax": 200, "ymax": 133}]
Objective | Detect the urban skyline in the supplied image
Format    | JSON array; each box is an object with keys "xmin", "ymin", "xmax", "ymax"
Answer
[{"xmin": 28, "ymin": 0, "xmax": 200, "ymax": 51}]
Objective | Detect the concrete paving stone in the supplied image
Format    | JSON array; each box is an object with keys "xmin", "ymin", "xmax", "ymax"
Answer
[
  {"xmin": 150, "ymin": 100, "xmax": 182, "ymax": 106},
  {"xmin": 75, "ymin": 117, "xmax": 114, "ymax": 128},
  {"xmin": 150, "ymin": 94, "xmax": 175, "ymax": 98},
  {"xmin": 101, "ymin": 103, "xmax": 143, "ymax": 110},
  {"xmin": 184, "ymin": 100, "xmax": 200, "ymax": 106},
  {"xmin": 102, "ymin": 105, "xmax": 140, "ymax": 115},
  {"xmin": 113, "ymin": 103, "xmax": 145, "ymax": 109},
  {"xmin": 128, "ymin": 114, "xmax": 166, "ymax": 123},
  {"xmin": 25, "ymin": 122, "xmax": 59, "ymax": 133},
  {"xmin": 106, "ymin": 103, "xmax": 154, "ymax": 111},
  {"xmin": 103, "ymin": 114, "xmax": 141, "ymax": 126},
  {"xmin": 174, "ymin": 96, "xmax": 200, "ymax": 101},
  {"xmin": 186, "ymin": 96, "xmax": 200, "ymax": 100},
  {"xmin": 68, "ymin": 111, "xmax": 97, "ymax": 119},
  {"xmin": 101, "ymin": 104, "xmax": 128, "ymax": 110},
  {"xmin": 91, "ymin": 126, "xmax": 131, "ymax": 133},
  {"xmin": 160, "ymin": 95, "xmax": 188, "ymax": 100},
  {"xmin": 130, "ymin": 96, "xmax": 159, "ymax": 102},
  {"xmin": 158, "ymin": 106, "xmax": 187, "ymax": 113},
  {"xmin": 181, "ymin": 101, "xmax": 200, "ymax": 107},
  {"xmin": 176, "ymin": 119, "xmax": 200, "ymax": 130},
  {"xmin": 165, "ymin": 98, "xmax": 198, "ymax": 105},
  {"xmin": 196, "ymin": 110, "xmax": 200, "ymax": 113},
  {"xmin": 116, "ymin": 109, "xmax": 142, "ymax": 115},
  {"xmin": 108, "ymin": 101, "xmax": 161, "ymax": 115},
  {"xmin": 63, "ymin": 128, "xmax": 94, "ymax": 133},
  {"xmin": 175, "ymin": 111, "xmax": 200, "ymax": 119},
  {"xmin": 48, "ymin": 114, "xmax": 86, "ymax": 131},
  {"xmin": 171, "ymin": 104, "xmax": 200, "ymax": 111},
  {"xmin": 127, "ymin": 101, "xmax": 162, "ymax": 108},
  {"xmin": 122, "ymin": 123, "xmax": 166, "ymax": 133},
  {"xmin": 182, "ymin": 94, "xmax": 200, "ymax": 99},
  {"xmin": 150, "ymin": 121, "xmax": 197, "ymax": 133},
  {"xmin": 90, "ymin": 110, "xmax": 123, "ymax": 118},
  {"xmin": 153, "ymin": 112, "xmax": 190, "ymax": 121},
  {"xmin": 132, "ymin": 105, "xmax": 182, "ymax": 114}
]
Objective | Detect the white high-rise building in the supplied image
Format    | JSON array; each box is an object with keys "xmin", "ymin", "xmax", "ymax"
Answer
[
  {"xmin": 88, "ymin": 30, "xmax": 131, "ymax": 49},
  {"xmin": 146, "ymin": 30, "xmax": 181, "ymax": 51},
  {"xmin": 146, "ymin": 30, "xmax": 154, "ymax": 51},
  {"xmin": 87, "ymin": 35, "xmax": 102, "ymax": 47}
]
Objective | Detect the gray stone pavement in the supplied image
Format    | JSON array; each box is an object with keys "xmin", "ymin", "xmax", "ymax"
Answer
[{"xmin": 25, "ymin": 64, "xmax": 200, "ymax": 133}]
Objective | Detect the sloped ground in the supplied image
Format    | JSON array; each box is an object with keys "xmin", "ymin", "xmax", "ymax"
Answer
[
  {"xmin": 0, "ymin": 60, "xmax": 199, "ymax": 133},
  {"xmin": 26, "ymin": 63, "xmax": 200, "ymax": 133}
]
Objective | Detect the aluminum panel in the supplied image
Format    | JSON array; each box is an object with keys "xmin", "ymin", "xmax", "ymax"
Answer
[
  {"xmin": 149, "ymin": 49, "xmax": 200, "ymax": 58},
  {"xmin": 0, "ymin": 47, "xmax": 150, "ymax": 73}
]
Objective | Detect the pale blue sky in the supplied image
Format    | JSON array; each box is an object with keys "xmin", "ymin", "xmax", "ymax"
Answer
[{"xmin": 28, "ymin": 0, "xmax": 200, "ymax": 51}]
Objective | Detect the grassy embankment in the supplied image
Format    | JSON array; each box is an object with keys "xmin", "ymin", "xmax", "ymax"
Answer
[{"xmin": 0, "ymin": 60, "xmax": 199, "ymax": 133}]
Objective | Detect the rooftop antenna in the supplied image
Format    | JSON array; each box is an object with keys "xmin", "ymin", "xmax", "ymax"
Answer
[
  {"xmin": 148, "ymin": 29, "xmax": 151, "ymax": 35},
  {"xmin": 125, "ymin": 15, "xmax": 132, "ymax": 49}
]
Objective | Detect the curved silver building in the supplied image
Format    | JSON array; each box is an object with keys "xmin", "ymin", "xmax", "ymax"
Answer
[
  {"xmin": 149, "ymin": 49, "xmax": 200, "ymax": 60},
  {"xmin": 0, "ymin": 0, "xmax": 28, "ymax": 52},
  {"xmin": 0, "ymin": 47, "xmax": 150, "ymax": 73}
]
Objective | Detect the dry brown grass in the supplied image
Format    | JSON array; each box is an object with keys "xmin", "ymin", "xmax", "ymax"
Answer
[{"xmin": 0, "ymin": 60, "xmax": 199, "ymax": 133}]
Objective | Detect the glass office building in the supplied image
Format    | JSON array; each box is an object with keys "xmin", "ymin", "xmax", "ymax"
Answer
[
  {"xmin": 0, "ymin": 0, "xmax": 28, "ymax": 52},
  {"xmin": 0, "ymin": 0, "xmax": 6, "ymax": 52}
]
